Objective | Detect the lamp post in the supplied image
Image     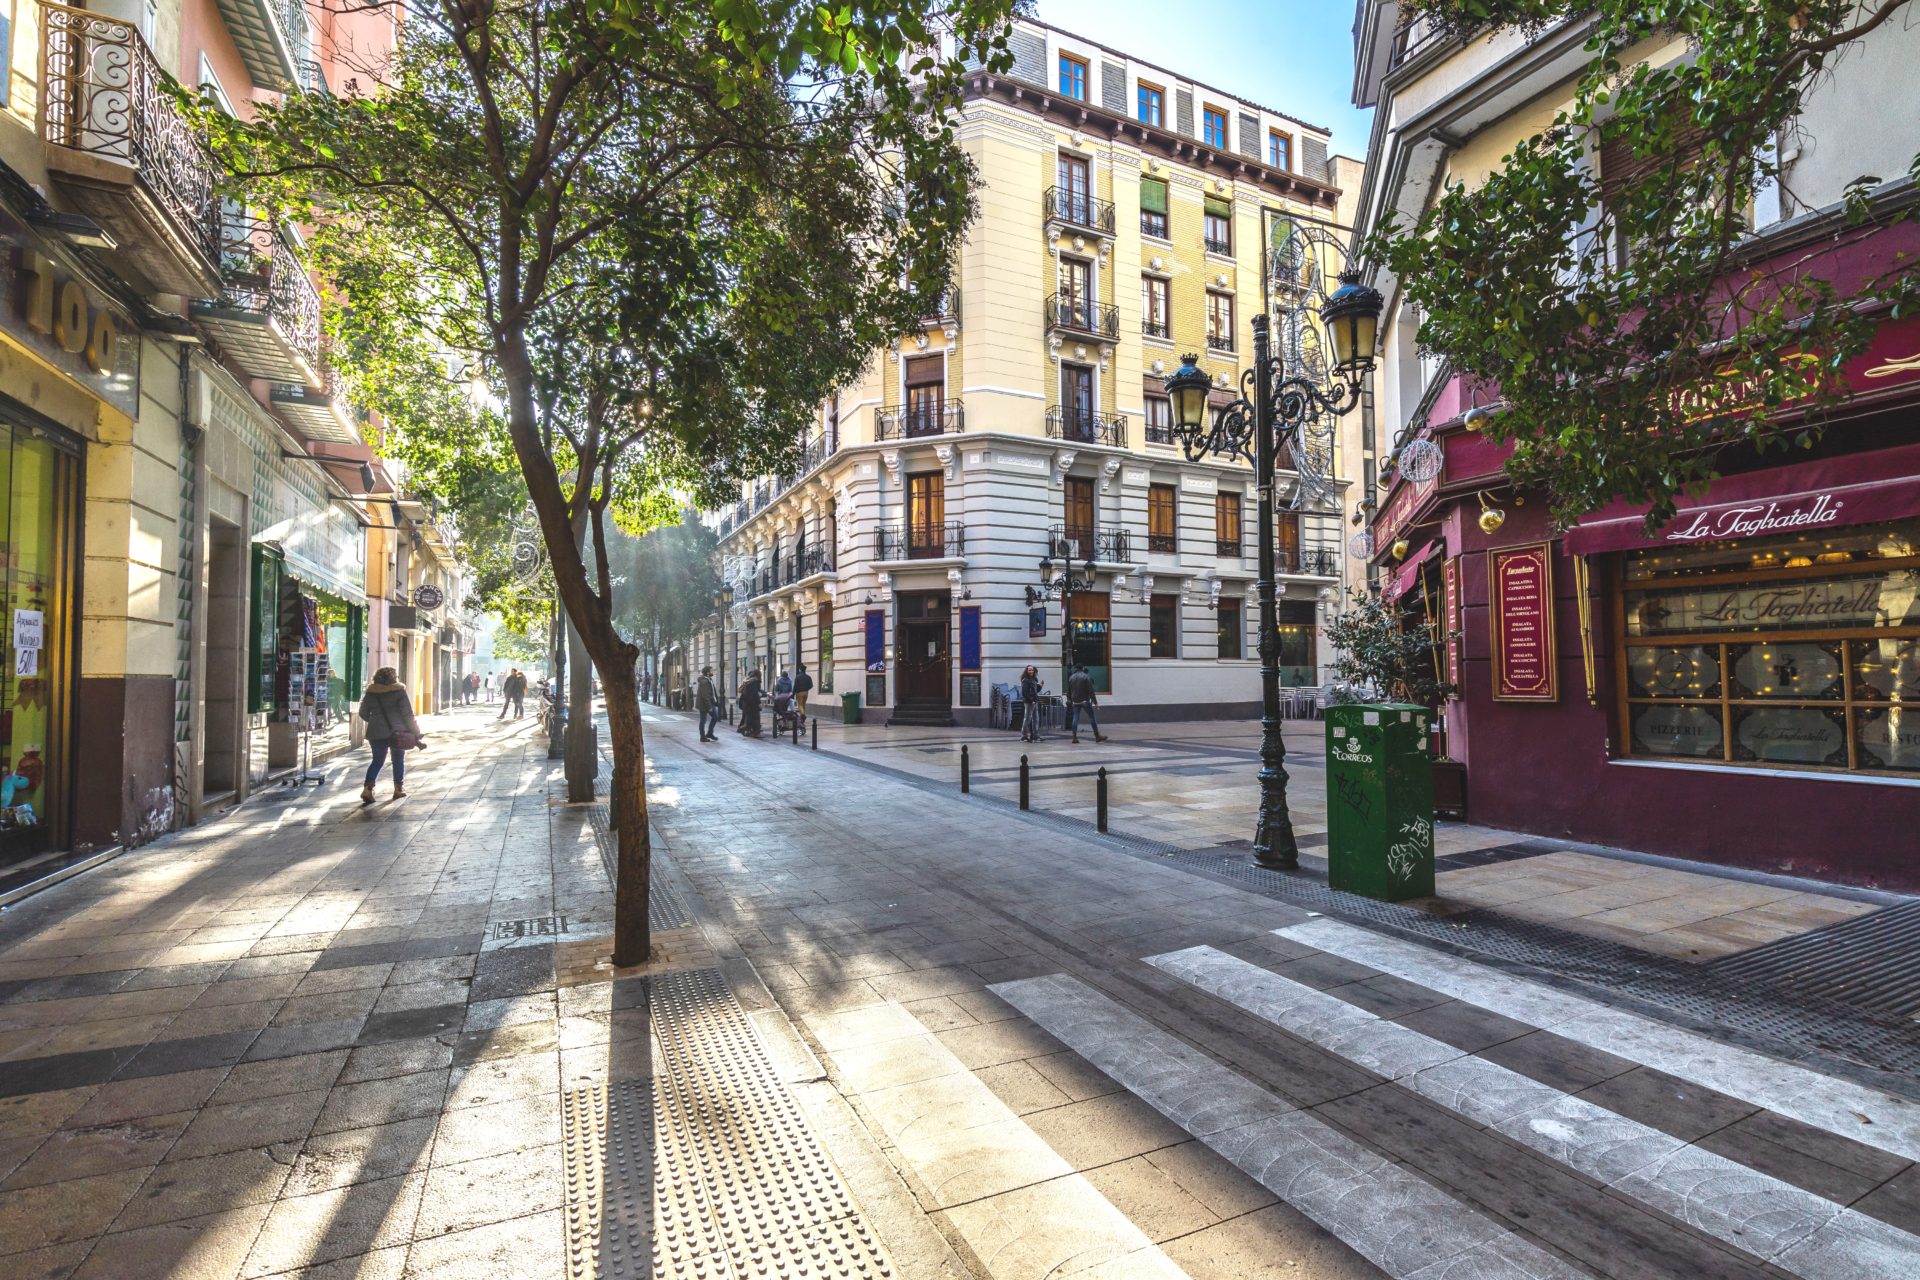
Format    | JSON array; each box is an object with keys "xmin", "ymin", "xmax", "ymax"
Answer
[
  {"xmin": 1026, "ymin": 551, "xmax": 1097, "ymax": 681},
  {"xmin": 1162, "ymin": 270, "xmax": 1382, "ymax": 870},
  {"xmin": 711, "ymin": 584, "xmax": 735, "ymax": 704}
]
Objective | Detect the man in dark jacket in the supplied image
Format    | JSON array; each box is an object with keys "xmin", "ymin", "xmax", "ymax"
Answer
[
  {"xmin": 737, "ymin": 669, "xmax": 764, "ymax": 737},
  {"xmin": 498, "ymin": 668, "xmax": 528, "ymax": 720},
  {"xmin": 695, "ymin": 666, "xmax": 721, "ymax": 741},
  {"xmin": 1067, "ymin": 665, "xmax": 1107, "ymax": 744},
  {"xmin": 792, "ymin": 663, "xmax": 814, "ymax": 721}
]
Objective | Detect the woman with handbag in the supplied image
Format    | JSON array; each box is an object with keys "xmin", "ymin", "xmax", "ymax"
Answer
[{"xmin": 357, "ymin": 667, "xmax": 425, "ymax": 803}]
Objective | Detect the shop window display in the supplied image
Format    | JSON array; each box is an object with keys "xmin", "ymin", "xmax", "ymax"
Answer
[
  {"xmin": 0, "ymin": 432, "xmax": 76, "ymax": 859},
  {"xmin": 1620, "ymin": 521, "xmax": 1920, "ymax": 774}
]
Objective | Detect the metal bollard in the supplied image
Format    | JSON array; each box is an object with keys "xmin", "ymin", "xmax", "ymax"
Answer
[
  {"xmin": 791, "ymin": 712, "xmax": 800, "ymax": 745},
  {"xmin": 1019, "ymin": 754, "xmax": 1030, "ymax": 810},
  {"xmin": 960, "ymin": 744, "xmax": 970, "ymax": 794},
  {"xmin": 811, "ymin": 719, "xmax": 818, "ymax": 751},
  {"xmin": 1096, "ymin": 766, "xmax": 1108, "ymax": 833}
]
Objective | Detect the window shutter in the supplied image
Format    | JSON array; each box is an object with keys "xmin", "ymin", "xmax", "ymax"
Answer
[
  {"xmin": 1204, "ymin": 196, "xmax": 1231, "ymax": 219},
  {"xmin": 1139, "ymin": 179, "xmax": 1168, "ymax": 215},
  {"xmin": 1598, "ymin": 124, "xmax": 1708, "ymax": 201}
]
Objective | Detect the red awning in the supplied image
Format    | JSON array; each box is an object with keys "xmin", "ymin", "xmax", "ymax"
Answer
[
  {"xmin": 1564, "ymin": 442, "xmax": 1920, "ymax": 555},
  {"xmin": 1384, "ymin": 541, "xmax": 1442, "ymax": 601}
]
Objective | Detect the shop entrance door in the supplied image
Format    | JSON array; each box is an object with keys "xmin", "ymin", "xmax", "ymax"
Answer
[
  {"xmin": 896, "ymin": 592, "xmax": 951, "ymax": 708},
  {"xmin": 204, "ymin": 518, "xmax": 246, "ymax": 797}
]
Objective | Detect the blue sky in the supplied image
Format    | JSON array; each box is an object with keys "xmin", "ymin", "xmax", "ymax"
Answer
[{"xmin": 1031, "ymin": 0, "xmax": 1374, "ymax": 158}]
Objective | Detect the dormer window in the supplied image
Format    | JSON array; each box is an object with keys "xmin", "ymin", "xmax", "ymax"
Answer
[{"xmin": 1059, "ymin": 54, "xmax": 1087, "ymax": 101}]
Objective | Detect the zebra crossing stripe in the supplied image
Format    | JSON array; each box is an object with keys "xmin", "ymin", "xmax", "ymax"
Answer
[
  {"xmin": 989, "ymin": 973, "xmax": 1588, "ymax": 1279},
  {"xmin": 1276, "ymin": 917, "xmax": 1920, "ymax": 1166},
  {"xmin": 1148, "ymin": 944, "xmax": 1920, "ymax": 1278}
]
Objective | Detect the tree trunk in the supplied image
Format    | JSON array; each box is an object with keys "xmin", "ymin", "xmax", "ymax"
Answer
[
  {"xmin": 565, "ymin": 612, "xmax": 596, "ymax": 801},
  {"xmin": 601, "ymin": 660, "xmax": 651, "ymax": 965}
]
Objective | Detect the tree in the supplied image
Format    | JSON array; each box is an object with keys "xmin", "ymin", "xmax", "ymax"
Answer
[
  {"xmin": 1369, "ymin": 0, "xmax": 1920, "ymax": 530},
  {"xmin": 208, "ymin": 0, "xmax": 1021, "ymax": 963},
  {"xmin": 1324, "ymin": 592, "xmax": 1455, "ymax": 705},
  {"xmin": 611, "ymin": 521, "xmax": 719, "ymax": 678}
]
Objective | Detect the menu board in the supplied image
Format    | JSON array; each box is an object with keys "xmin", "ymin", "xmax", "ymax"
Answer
[
  {"xmin": 1490, "ymin": 544, "xmax": 1556, "ymax": 702},
  {"xmin": 1442, "ymin": 557, "xmax": 1462, "ymax": 698}
]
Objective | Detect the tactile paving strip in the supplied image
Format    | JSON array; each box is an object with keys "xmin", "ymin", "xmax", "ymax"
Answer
[
  {"xmin": 590, "ymin": 803, "xmax": 694, "ymax": 931},
  {"xmin": 562, "ymin": 967, "xmax": 894, "ymax": 1280}
]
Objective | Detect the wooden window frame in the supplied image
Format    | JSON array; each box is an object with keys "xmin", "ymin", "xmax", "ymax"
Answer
[
  {"xmin": 1137, "ymin": 82, "xmax": 1164, "ymax": 127},
  {"xmin": 1215, "ymin": 491, "xmax": 1242, "ymax": 555},
  {"xmin": 1206, "ymin": 291, "xmax": 1234, "ymax": 352},
  {"xmin": 1059, "ymin": 53, "xmax": 1088, "ymax": 101},
  {"xmin": 1141, "ymin": 274, "xmax": 1170, "ymax": 339},
  {"xmin": 1268, "ymin": 129, "xmax": 1291, "ymax": 171},
  {"xmin": 1614, "ymin": 552, "xmax": 1920, "ymax": 778},
  {"xmin": 1201, "ymin": 106, "xmax": 1228, "ymax": 150},
  {"xmin": 1147, "ymin": 484, "xmax": 1178, "ymax": 554}
]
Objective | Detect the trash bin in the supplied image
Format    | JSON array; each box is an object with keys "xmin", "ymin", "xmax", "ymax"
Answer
[
  {"xmin": 841, "ymin": 691, "xmax": 862, "ymax": 725},
  {"xmin": 1324, "ymin": 703, "xmax": 1435, "ymax": 901}
]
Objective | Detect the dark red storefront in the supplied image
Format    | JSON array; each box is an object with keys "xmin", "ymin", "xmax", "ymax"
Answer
[{"xmin": 1373, "ymin": 311, "xmax": 1920, "ymax": 891}]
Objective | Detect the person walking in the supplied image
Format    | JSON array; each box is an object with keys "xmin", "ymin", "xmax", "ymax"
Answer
[
  {"xmin": 357, "ymin": 667, "xmax": 424, "ymax": 803},
  {"xmin": 1019, "ymin": 664, "xmax": 1045, "ymax": 743},
  {"xmin": 465, "ymin": 672, "xmax": 480, "ymax": 705},
  {"xmin": 484, "ymin": 671, "xmax": 495, "ymax": 703},
  {"xmin": 792, "ymin": 663, "xmax": 813, "ymax": 721},
  {"xmin": 695, "ymin": 666, "xmax": 722, "ymax": 742},
  {"xmin": 498, "ymin": 668, "xmax": 527, "ymax": 720},
  {"xmin": 1067, "ymin": 664, "xmax": 1108, "ymax": 744},
  {"xmin": 737, "ymin": 669, "xmax": 764, "ymax": 737}
]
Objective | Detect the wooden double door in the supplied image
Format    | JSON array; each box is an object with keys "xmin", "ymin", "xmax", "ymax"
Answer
[{"xmin": 896, "ymin": 591, "xmax": 951, "ymax": 706}]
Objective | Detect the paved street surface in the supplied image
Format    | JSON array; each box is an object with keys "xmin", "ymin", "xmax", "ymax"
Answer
[{"xmin": 0, "ymin": 702, "xmax": 1916, "ymax": 1278}]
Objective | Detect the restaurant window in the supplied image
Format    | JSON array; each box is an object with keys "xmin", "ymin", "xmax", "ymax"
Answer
[
  {"xmin": 1202, "ymin": 107, "xmax": 1227, "ymax": 149},
  {"xmin": 1150, "ymin": 594, "xmax": 1180, "ymax": 658},
  {"xmin": 1068, "ymin": 592, "xmax": 1111, "ymax": 694},
  {"xmin": 1141, "ymin": 275, "xmax": 1170, "ymax": 339},
  {"xmin": 1139, "ymin": 178, "xmax": 1169, "ymax": 239},
  {"xmin": 1216, "ymin": 492, "xmax": 1242, "ymax": 555},
  {"xmin": 1137, "ymin": 82, "xmax": 1163, "ymax": 127},
  {"xmin": 1277, "ymin": 600, "xmax": 1317, "ymax": 685},
  {"xmin": 1203, "ymin": 198, "xmax": 1232, "ymax": 256},
  {"xmin": 1620, "ymin": 521, "xmax": 1920, "ymax": 775},
  {"xmin": 1145, "ymin": 395, "xmax": 1173, "ymax": 446},
  {"xmin": 1217, "ymin": 598, "xmax": 1243, "ymax": 659},
  {"xmin": 1268, "ymin": 130, "xmax": 1291, "ymax": 171},
  {"xmin": 1206, "ymin": 291, "xmax": 1234, "ymax": 351},
  {"xmin": 1059, "ymin": 53, "xmax": 1087, "ymax": 101},
  {"xmin": 1147, "ymin": 484, "xmax": 1177, "ymax": 553}
]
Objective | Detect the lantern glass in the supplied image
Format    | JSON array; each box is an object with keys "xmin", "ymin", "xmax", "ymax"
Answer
[
  {"xmin": 1163, "ymin": 354, "xmax": 1212, "ymax": 432},
  {"xmin": 1320, "ymin": 276, "xmax": 1384, "ymax": 381}
]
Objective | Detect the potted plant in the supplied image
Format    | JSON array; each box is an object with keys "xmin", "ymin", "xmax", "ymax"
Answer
[{"xmin": 1323, "ymin": 591, "xmax": 1467, "ymax": 817}]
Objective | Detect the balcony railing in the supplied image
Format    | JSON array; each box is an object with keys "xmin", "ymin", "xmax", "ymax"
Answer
[
  {"xmin": 1204, "ymin": 235, "xmax": 1233, "ymax": 256},
  {"xmin": 1048, "ymin": 525, "xmax": 1131, "ymax": 564},
  {"xmin": 191, "ymin": 216, "xmax": 323, "ymax": 383},
  {"xmin": 782, "ymin": 546, "xmax": 834, "ymax": 584},
  {"xmin": 921, "ymin": 288, "xmax": 959, "ymax": 327},
  {"xmin": 1145, "ymin": 419, "xmax": 1175, "ymax": 446},
  {"xmin": 39, "ymin": 4, "xmax": 223, "ymax": 294},
  {"xmin": 216, "ymin": 0, "xmax": 312, "ymax": 90},
  {"xmin": 1147, "ymin": 533, "xmax": 1177, "ymax": 554},
  {"xmin": 1045, "ymin": 406, "xmax": 1127, "ymax": 448},
  {"xmin": 1143, "ymin": 318, "xmax": 1171, "ymax": 340},
  {"xmin": 752, "ymin": 484, "xmax": 770, "ymax": 511},
  {"xmin": 1042, "ymin": 186, "xmax": 1116, "ymax": 235},
  {"xmin": 1045, "ymin": 294, "xmax": 1120, "ymax": 340},
  {"xmin": 878, "ymin": 522, "xmax": 965, "ymax": 561},
  {"xmin": 1279, "ymin": 548, "xmax": 1340, "ymax": 576},
  {"xmin": 794, "ymin": 428, "xmax": 837, "ymax": 475},
  {"xmin": 875, "ymin": 399, "xmax": 963, "ymax": 440},
  {"xmin": 1207, "ymin": 328, "xmax": 1236, "ymax": 354},
  {"xmin": 1389, "ymin": 13, "xmax": 1443, "ymax": 68},
  {"xmin": 1216, "ymin": 537, "xmax": 1243, "ymax": 557}
]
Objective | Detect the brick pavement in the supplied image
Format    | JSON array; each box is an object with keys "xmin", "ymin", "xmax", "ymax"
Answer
[{"xmin": 0, "ymin": 701, "xmax": 1916, "ymax": 1278}]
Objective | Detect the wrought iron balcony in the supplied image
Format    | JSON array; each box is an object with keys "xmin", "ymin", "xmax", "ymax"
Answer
[
  {"xmin": 921, "ymin": 288, "xmax": 959, "ymax": 327},
  {"xmin": 1147, "ymin": 533, "xmax": 1178, "ymax": 554},
  {"xmin": 1204, "ymin": 235, "xmax": 1234, "ymax": 257},
  {"xmin": 271, "ymin": 361, "xmax": 360, "ymax": 444},
  {"xmin": 190, "ymin": 217, "xmax": 322, "ymax": 384},
  {"xmin": 1145, "ymin": 418, "xmax": 1175, "ymax": 446},
  {"xmin": 1143, "ymin": 318, "xmax": 1171, "ymax": 340},
  {"xmin": 794, "ymin": 428, "xmax": 837, "ymax": 475},
  {"xmin": 878, "ymin": 522, "xmax": 965, "ymax": 561},
  {"xmin": 1216, "ymin": 538, "xmax": 1243, "ymax": 557},
  {"xmin": 782, "ymin": 546, "xmax": 834, "ymax": 584},
  {"xmin": 1279, "ymin": 548, "xmax": 1340, "ymax": 577},
  {"xmin": 1048, "ymin": 525, "xmax": 1131, "ymax": 564},
  {"xmin": 38, "ymin": 4, "xmax": 223, "ymax": 296},
  {"xmin": 752, "ymin": 484, "xmax": 770, "ymax": 511},
  {"xmin": 1207, "ymin": 327, "xmax": 1236, "ymax": 353},
  {"xmin": 1045, "ymin": 406, "xmax": 1127, "ymax": 448},
  {"xmin": 1045, "ymin": 293, "xmax": 1120, "ymax": 340},
  {"xmin": 1042, "ymin": 186, "xmax": 1116, "ymax": 235},
  {"xmin": 875, "ymin": 399, "xmax": 963, "ymax": 440}
]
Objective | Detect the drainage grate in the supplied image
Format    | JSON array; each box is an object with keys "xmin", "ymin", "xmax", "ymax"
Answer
[
  {"xmin": 1706, "ymin": 900, "xmax": 1920, "ymax": 1020},
  {"xmin": 494, "ymin": 915, "xmax": 569, "ymax": 941},
  {"xmin": 1434, "ymin": 839, "xmax": 1563, "ymax": 870},
  {"xmin": 649, "ymin": 968, "xmax": 894, "ymax": 1280},
  {"xmin": 591, "ymin": 805, "xmax": 693, "ymax": 931}
]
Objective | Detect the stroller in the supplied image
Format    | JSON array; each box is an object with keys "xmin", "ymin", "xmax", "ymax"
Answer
[{"xmin": 771, "ymin": 690, "xmax": 803, "ymax": 737}]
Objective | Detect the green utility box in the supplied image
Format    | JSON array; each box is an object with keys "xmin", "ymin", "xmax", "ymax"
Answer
[
  {"xmin": 1325, "ymin": 703, "xmax": 1436, "ymax": 901},
  {"xmin": 841, "ymin": 691, "xmax": 862, "ymax": 725}
]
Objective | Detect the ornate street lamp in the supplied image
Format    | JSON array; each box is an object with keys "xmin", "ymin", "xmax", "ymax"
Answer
[
  {"xmin": 1162, "ymin": 269, "xmax": 1383, "ymax": 870},
  {"xmin": 1027, "ymin": 553, "xmax": 1097, "ymax": 676}
]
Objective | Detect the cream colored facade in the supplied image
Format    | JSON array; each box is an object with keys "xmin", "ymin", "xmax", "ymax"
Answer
[{"xmin": 692, "ymin": 18, "xmax": 1364, "ymax": 724}]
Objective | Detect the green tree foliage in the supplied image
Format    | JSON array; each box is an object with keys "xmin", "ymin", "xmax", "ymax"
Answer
[
  {"xmin": 1370, "ymin": 0, "xmax": 1920, "ymax": 528},
  {"xmin": 611, "ymin": 520, "xmax": 719, "ymax": 663},
  {"xmin": 204, "ymin": 0, "xmax": 1022, "ymax": 961},
  {"xmin": 1324, "ymin": 592, "xmax": 1455, "ymax": 705}
]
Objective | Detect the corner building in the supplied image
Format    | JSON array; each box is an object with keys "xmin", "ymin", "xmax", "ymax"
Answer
[{"xmin": 697, "ymin": 18, "xmax": 1360, "ymax": 725}]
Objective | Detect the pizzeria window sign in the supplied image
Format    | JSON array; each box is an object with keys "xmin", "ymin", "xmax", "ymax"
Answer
[{"xmin": 1619, "ymin": 520, "xmax": 1920, "ymax": 776}]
